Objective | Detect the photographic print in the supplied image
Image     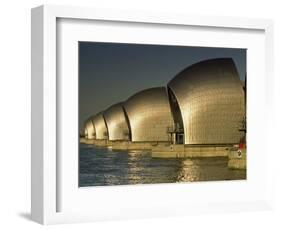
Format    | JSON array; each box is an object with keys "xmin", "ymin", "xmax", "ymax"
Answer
[{"xmin": 79, "ymin": 42, "xmax": 246, "ymax": 187}]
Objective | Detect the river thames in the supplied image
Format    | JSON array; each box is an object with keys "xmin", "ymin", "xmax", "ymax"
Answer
[{"xmin": 79, "ymin": 143, "xmax": 246, "ymax": 187}]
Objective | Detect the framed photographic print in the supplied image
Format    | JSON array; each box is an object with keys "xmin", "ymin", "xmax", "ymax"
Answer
[{"xmin": 31, "ymin": 5, "xmax": 274, "ymax": 224}]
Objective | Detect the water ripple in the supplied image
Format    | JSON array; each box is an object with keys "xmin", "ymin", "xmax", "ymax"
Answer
[{"xmin": 79, "ymin": 143, "xmax": 246, "ymax": 187}]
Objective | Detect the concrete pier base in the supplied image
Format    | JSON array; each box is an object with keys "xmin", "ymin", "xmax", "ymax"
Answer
[
  {"xmin": 228, "ymin": 149, "xmax": 246, "ymax": 170},
  {"xmin": 80, "ymin": 138, "xmax": 159, "ymax": 151},
  {"xmin": 93, "ymin": 139, "xmax": 108, "ymax": 147},
  {"xmin": 81, "ymin": 138, "xmax": 236, "ymax": 160},
  {"xmin": 80, "ymin": 138, "xmax": 109, "ymax": 147},
  {"xmin": 108, "ymin": 141, "xmax": 153, "ymax": 151},
  {"xmin": 151, "ymin": 144, "xmax": 229, "ymax": 158},
  {"xmin": 80, "ymin": 137, "xmax": 86, "ymax": 144}
]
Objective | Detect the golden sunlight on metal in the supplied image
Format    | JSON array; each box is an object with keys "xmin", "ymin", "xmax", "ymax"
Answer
[
  {"xmin": 123, "ymin": 87, "xmax": 174, "ymax": 142},
  {"xmin": 84, "ymin": 117, "xmax": 95, "ymax": 139},
  {"xmin": 103, "ymin": 102, "xmax": 130, "ymax": 141},
  {"xmin": 92, "ymin": 113, "xmax": 108, "ymax": 140},
  {"xmin": 168, "ymin": 58, "xmax": 245, "ymax": 144}
]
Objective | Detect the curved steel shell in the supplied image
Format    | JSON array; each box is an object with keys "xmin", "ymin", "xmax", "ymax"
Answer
[
  {"xmin": 85, "ymin": 118, "xmax": 95, "ymax": 139},
  {"xmin": 92, "ymin": 113, "xmax": 108, "ymax": 140},
  {"xmin": 103, "ymin": 103, "xmax": 130, "ymax": 141},
  {"xmin": 168, "ymin": 58, "xmax": 245, "ymax": 144},
  {"xmin": 123, "ymin": 87, "xmax": 174, "ymax": 142}
]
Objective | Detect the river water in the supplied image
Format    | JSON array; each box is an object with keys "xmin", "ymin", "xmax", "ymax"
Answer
[{"xmin": 79, "ymin": 143, "xmax": 246, "ymax": 187}]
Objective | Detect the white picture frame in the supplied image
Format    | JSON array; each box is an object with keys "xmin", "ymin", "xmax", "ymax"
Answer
[{"xmin": 31, "ymin": 5, "xmax": 274, "ymax": 225}]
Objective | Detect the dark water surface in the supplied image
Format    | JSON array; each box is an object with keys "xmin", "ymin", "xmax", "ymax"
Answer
[{"xmin": 79, "ymin": 143, "xmax": 246, "ymax": 187}]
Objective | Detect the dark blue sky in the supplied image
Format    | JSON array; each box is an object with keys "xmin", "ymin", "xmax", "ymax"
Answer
[{"xmin": 79, "ymin": 42, "xmax": 246, "ymax": 127}]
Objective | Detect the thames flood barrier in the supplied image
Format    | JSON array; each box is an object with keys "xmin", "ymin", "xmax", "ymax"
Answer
[{"xmin": 81, "ymin": 58, "xmax": 247, "ymax": 171}]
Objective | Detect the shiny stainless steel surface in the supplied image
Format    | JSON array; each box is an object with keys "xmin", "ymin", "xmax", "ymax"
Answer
[
  {"xmin": 123, "ymin": 87, "xmax": 174, "ymax": 142},
  {"xmin": 92, "ymin": 113, "xmax": 108, "ymax": 140},
  {"xmin": 168, "ymin": 58, "xmax": 245, "ymax": 144},
  {"xmin": 103, "ymin": 102, "xmax": 130, "ymax": 141},
  {"xmin": 84, "ymin": 117, "xmax": 95, "ymax": 139}
]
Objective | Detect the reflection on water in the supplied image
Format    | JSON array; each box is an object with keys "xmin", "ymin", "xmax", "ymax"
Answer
[{"xmin": 79, "ymin": 144, "xmax": 246, "ymax": 187}]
